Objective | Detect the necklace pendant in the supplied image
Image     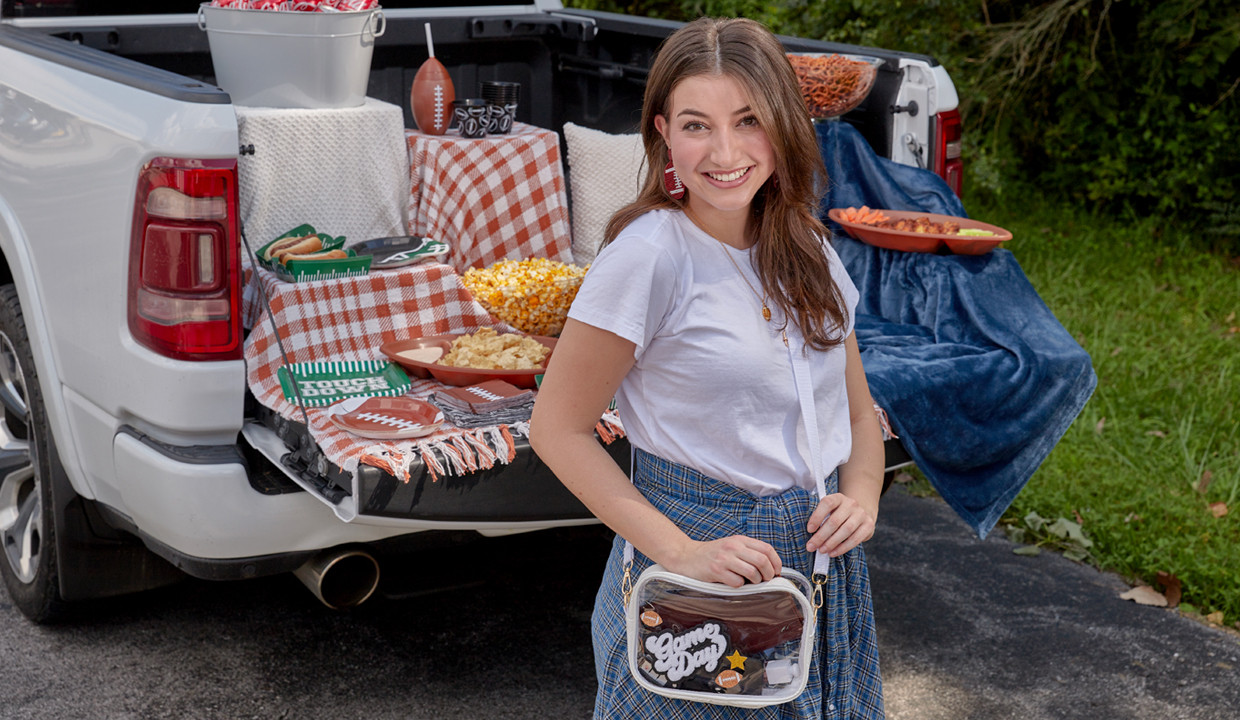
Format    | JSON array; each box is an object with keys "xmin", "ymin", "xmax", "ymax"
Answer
[{"xmin": 761, "ymin": 306, "xmax": 772, "ymax": 322}]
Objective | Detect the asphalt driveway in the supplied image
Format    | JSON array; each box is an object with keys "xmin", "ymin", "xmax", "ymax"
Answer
[
  {"xmin": 869, "ymin": 485, "xmax": 1240, "ymax": 719},
  {"xmin": 2, "ymin": 484, "xmax": 1237, "ymax": 719}
]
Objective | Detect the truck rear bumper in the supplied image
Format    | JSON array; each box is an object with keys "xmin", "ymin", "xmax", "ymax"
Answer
[
  {"xmin": 240, "ymin": 411, "xmax": 619, "ymax": 529},
  {"xmin": 112, "ymin": 429, "xmax": 414, "ymax": 563},
  {"xmin": 108, "ymin": 415, "xmax": 608, "ymax": 574}
]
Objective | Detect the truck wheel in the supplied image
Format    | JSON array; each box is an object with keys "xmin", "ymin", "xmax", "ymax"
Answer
[{"xmin": 0, "ymin": 284, "xmax": 65, "ymax": 622}]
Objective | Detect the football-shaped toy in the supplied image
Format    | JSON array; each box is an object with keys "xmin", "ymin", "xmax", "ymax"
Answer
[{"xmin": 411, "ymin": 57, "xmax": 455, "ymax": 136}]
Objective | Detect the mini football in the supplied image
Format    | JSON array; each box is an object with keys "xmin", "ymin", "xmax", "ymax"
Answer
[
  {"xmin": 411, "ymin": 58, "xmax": 455, "ymax": 135},
  {"xmin": 713, "ymin": 669, "xmax": 742, "ymax": 689}
]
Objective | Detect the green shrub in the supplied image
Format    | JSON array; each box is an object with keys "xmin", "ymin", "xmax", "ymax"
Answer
[{"xmin": 563, "ymin": 0, "xmax": 1240, "ymax": 251}]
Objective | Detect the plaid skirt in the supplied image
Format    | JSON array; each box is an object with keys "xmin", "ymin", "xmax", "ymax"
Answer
[{"xmin": 591, "ymin": 449, "xmax": 884, "ymax": 719}]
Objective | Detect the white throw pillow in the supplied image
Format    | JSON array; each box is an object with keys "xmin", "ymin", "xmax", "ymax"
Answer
[{"xmin": 563, "ymin": 122, "xmax": 646, "ymax": 265}]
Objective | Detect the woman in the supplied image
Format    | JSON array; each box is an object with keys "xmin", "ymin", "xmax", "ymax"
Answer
[{"xmin": 529, "ymin": 17, "xmax": 884, "ymax": 719}]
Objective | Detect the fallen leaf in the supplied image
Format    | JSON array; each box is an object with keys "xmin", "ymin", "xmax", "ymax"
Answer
[
  {"xmin": 1110, "ymin": 346, "xmax": 1123, "ymax": 356},
  {"xmin": 1095, "ymin": 417, "xmax": 1107, "ymax": 434},
  {"xmin": 1124, "ymin": 512, "xmax": 1142, "ymax": 523},
  {"xmin": 1210, "ymin": 501, "xmax": 1229, "ymax": 518},
  {"xmin": 1156, "ymin": 571, "xmax": 1182, "ymax": 608},
  {"xmin": 1145, "ymin": 430, "xmax": 1167, "ymax": 438},
  {"xmin": 1206, "ymin": 611, "xmax": 1225, "ymax": 625},
  {"xmin": 1197, "ymin": 470, "xmax": 1213, "ymax": 494},
  {"xmin": 894, "ymin": 471, "xmax": 914, "ymax": 484},
  {"xmin": 1073, "ymin": 508, "xmax": 1085, "ymax": 525},
  {"xmin": 1013, "ymin": 545, "xmax": 1041, "ymax": 557},
  {"xmin": 1063, "ymin": 547, "xmax": 1090, "ymax": 562},
  {"xmin": 1046, "ymin": 517, "xmax": 1092, "ymax": 547},
  {"xmin": 1227, "ymin": 311, "xmax": 1237, "ymax": 323},
  {"xmin": 1121, "ymin": 585, "xmax": 1169, "ymax": 607}
]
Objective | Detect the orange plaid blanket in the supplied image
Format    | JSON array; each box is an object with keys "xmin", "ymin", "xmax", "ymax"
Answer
[
  {"xmin": 406, "ymin": 122, "xmax": 575, "ymax": 273},
  {"xmin": 243, "ymin": 263, "xmax": 623, "ymax": 483}
]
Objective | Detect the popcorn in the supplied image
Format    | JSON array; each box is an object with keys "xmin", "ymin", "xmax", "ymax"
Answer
[{"xmin": 461, "ymin": 258, "xmax": 587, "ymax": 336}]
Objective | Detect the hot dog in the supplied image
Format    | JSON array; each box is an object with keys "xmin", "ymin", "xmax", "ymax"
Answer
[
  {"xmin": 280, "ymin": 249, "xmax": 349, "ymax": 265},
  {"xmin": 263, "ymin": 234, "xmax": 322, "ymax": 262}
]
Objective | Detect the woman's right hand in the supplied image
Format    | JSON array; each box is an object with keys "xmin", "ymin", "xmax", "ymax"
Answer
[{"xmin": 665, "ymin": 535, "xmax": 783, "ymax": 587}]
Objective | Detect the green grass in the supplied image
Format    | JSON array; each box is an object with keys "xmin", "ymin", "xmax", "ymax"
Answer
[{"xmin": 963, "ymin": 191, "xmax": 1240, "ymax": 626}]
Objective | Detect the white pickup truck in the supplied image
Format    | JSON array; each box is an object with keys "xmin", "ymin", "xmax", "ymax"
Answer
[{"xmin": 0, "ymin": 0, "xmax": 961, "ymax": 622}]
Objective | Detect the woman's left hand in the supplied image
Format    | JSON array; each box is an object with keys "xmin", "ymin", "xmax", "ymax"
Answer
[{"xmin": 806, "ymin": 493, "xmax": 877, "ymax": 558}]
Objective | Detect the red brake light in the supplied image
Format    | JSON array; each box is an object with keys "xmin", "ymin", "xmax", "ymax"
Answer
[
  {"xmin": 128, "ymin": 157, "xmax": 242, "ymax": 361},
  {"xmin": 933, "ymin": 109, "xmax": 963, "ymax": 198}
]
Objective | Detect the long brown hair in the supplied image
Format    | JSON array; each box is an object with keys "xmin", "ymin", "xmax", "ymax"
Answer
[{"xmin": 603, "ymin": 17, "xmax": 848, "ymax": 350}]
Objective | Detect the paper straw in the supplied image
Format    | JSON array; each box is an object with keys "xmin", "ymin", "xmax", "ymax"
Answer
[{"xmin": 425, "ymin": 22, "xmax": 435, "ymax": 58}]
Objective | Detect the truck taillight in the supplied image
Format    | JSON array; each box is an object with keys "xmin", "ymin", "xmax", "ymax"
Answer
[
  {"xmin": 933, "ymin": 109, "xmax": 963, "ymax": 198},
  {"xmin": 128, "ymin": 157, "xmax": 242, "ymax": 361}
]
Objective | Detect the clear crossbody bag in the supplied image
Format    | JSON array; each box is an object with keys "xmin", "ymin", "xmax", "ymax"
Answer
[
  {"xmin": 621, "ymin": 333, "xmax": 830, "ymax": 707},
  {"xmin": 624, "ymin": 564, "xmax": 818, "ymax": 707}
]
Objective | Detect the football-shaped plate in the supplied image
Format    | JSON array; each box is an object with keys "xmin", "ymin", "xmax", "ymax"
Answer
[{"xmin": 327, "ymin": 396, "xmax": 444, "ymax": 439}]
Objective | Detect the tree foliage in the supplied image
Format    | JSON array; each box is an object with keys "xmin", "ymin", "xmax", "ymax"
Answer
[{"xmin": 565, "ymin": 0, "xmax": 1239, "ymax": 248}]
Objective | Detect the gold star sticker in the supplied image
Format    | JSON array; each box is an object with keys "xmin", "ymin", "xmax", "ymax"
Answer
[{"xmin": 726, "ymin": 650, "xmax": 748, "ymax": 670}]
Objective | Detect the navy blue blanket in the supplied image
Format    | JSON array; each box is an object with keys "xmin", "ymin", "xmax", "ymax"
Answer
[{"xmin": 816, "ymin": 121, "xmax": 1097, "ymax": 538}]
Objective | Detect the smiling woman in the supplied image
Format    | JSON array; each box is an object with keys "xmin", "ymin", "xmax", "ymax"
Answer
[
  {"xmin": 529, "ymin": 16, "xmax": 886, "ymax": 719},
  {"xmin": 654, "ymin": 74, "xmax": 775, "ymax": 242}
]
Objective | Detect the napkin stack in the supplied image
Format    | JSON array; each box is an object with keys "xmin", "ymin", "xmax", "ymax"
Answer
[{"xmin": 430, "ymin": 379, "xmax": 535, "ymax": 428}]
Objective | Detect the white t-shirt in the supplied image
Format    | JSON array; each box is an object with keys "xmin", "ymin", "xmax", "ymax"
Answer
[{"xmin": 567, "ymin": 209, "xmax": 860, "ymax": 496}]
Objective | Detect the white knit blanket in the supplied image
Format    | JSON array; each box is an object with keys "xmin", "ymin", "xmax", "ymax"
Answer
[{"xmin": 236, "ymin": 97, "xmax": 410, "ymax": 248}]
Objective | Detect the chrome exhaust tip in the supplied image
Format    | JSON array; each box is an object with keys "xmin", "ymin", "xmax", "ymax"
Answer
[{"xmin": 293, "ymin": 548, "xmax": 380, "ymax": 610}]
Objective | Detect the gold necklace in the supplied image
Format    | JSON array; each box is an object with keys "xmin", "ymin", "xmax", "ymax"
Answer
[
  {"xmin": 716, "ymin": 241, "xmax": 772, "ymax": 322},
  {"xmin": 683, "ymin": 207, "xmax": 787, "ymax": 344}
]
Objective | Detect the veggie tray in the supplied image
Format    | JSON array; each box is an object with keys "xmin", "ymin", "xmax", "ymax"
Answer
[{"xmin": 827, "ymin": 207, "xmax": 1012, "ymax": 255}]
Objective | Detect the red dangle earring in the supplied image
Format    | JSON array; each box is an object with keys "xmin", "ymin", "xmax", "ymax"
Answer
[{"xmin": 663, "ymin": 159, "xmax": 685, "ymax": 200}]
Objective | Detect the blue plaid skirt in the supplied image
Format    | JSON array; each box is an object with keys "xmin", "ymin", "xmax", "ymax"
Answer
[{"xmin": 591, "ymin": 449, "xmax": 884, "ymax": 719}]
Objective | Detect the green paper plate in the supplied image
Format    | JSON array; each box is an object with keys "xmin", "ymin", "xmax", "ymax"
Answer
[{"xmin": 277, "ymin": 360, "xmax": 411, "ymax": 407}]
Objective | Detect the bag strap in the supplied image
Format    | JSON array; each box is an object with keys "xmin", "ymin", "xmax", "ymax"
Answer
[
  {"xmin": 785, "ymin": 333, "xmax": 832, "ymax": 609},
  {"xmin": 620, "ymin": 328, "xmax": 832, "ymax": 609}
]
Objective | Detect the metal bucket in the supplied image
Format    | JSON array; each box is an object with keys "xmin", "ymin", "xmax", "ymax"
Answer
[{"xmin": 198, "ymin": 3, "xmax": 386, "ymax": 108}]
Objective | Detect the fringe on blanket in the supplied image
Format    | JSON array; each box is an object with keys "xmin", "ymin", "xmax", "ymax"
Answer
[
  {"xmin": 596, "ymin": 410, "xmax": 625, "ymax": 444},
  {"xmin": 408, "ymin": 425, "xmax": 522, "ymax": 483},
  {"xmin": 380, "ymin": 412, "xmax": 628, "ymax": 484},
  {"xmin": 873, "ymin": 403, "xmax": 898, "ymax": 441}
]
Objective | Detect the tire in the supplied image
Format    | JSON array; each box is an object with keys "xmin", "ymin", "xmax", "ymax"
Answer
[{"xmin": 0, "ymin": 284, "xmax": 66, "ymax": 622}]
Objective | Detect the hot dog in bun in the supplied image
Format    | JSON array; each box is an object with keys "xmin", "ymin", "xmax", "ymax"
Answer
[
  {"xmin": 263, "ymin": 234, "xmax": 322, "ymax": 262},
  {"xmin": 280, "ymin": 249, "xmax": 349, "ymax": 265}
]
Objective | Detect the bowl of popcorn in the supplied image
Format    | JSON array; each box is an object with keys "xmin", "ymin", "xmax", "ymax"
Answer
[{"xmin": 460, "ymin": 258, "xmax": 587, "ymax": 336}]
